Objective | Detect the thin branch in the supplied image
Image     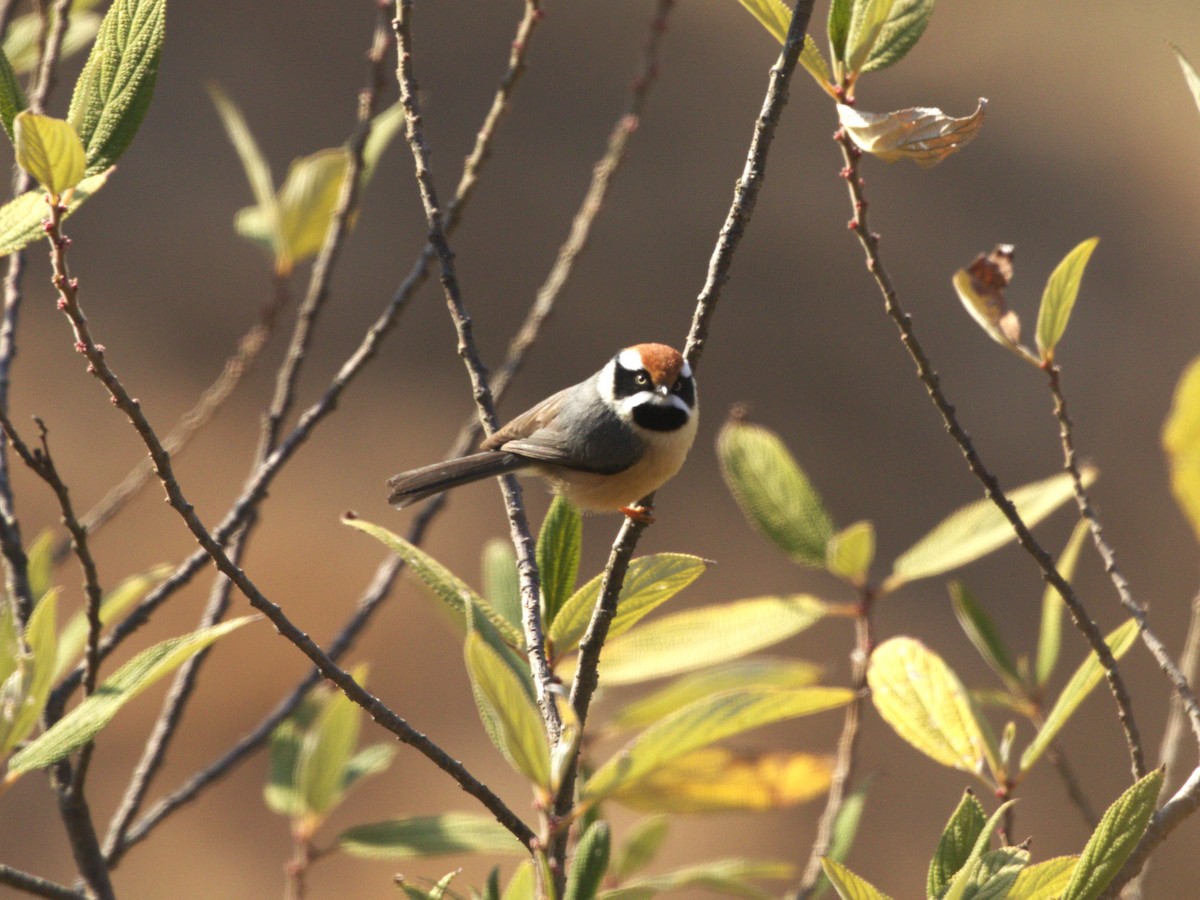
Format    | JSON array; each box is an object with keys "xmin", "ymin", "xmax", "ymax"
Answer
[
  {"xmin": 0, "ymin": 864, "xmax": 84, "ymax": 900},
  {"xmin": 793, "ymin": 596, "xmax": 872, "ymax": 898},
  {"xmin": 833, "ymin": 130, "xmax": 1145, "ymax": 780},
  {"xmin": 1159, "ymin": 591, "xmax": 1200, "ymax": 789},
  {"xmin": 0, "ymin": 0, "xmax": 74, "ymax": 627},
  {"xmin": 103, "ymin": 8, "xmax": 395, "ymax": 858},
  {"xmin": 50, "ymin": 0, "xmax": 544, "ymax": 707},
  {"xmin": 1047, "ymin": 367, "xmax": 1200, "ymax": 749},
  {"xmin": 39, "ymin": 196, "xmax": 536, "ymax": 851},
  {"xmin": 393, "ymin": 0, "xmax": 561, "ymax": 745},
  {"xmin": 60, "ymin": 273, "xmax": 292, "ymax": 559},
  {"xmin": 1045, "ymin": 740, "xmax": 1099, "ymax": 829}
]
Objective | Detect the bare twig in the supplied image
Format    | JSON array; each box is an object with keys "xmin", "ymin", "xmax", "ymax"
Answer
[
  {"xmin": 393, "ymin": 0, "xmax": 561, "ymax": 745},
  {"xmin": 103, "ymin": 8, "xmax": 396, "ymax": 858},
  {"xmin": 40, "ymin": 194, "xmax": 535, "ymax": 851},
  {"xmin": 1047, "ymin": 367, "xmax": 1200, "ymax": 749},
  {"xmin": 833, "ymin": 129, "xmax": 1145, "ymax": 780},
  {"xmin": 0, "ymin": 864, "xmax": 83, "ymax": 900},
  {"xmin": 794, "ymin": 596, "xmax": 872, "ymax": 898},
  {"xmin": 51, "ymin": 0, "xmax": 544, "ymax": 725},
  {"xmin": 0, "ymin": 0, "xmax": 74, "ymax": 627},
  {"xmin": 1046, "ymin": 740, "xmax": 1099, "ymax": 829}
]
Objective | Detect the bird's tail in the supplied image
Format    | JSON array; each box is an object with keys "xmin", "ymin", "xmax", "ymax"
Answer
[{"xmin": 387, "ymin": 451, "xmax": 528, "ymax": 507}]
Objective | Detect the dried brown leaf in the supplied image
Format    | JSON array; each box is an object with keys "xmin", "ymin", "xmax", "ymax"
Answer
[{"xmin": 839, "ymin": 98, "xmax": 987, "ymax": 167}]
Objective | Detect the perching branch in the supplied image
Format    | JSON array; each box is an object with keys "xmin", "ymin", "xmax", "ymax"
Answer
[
  {"xmin": 0, "ymin": 864, "xmax": 83, "ymax": 900},
  {"xmin": 833, "ymin": 129, "xmax": 1146, "ymax": 781},
  {"xmin": 392, "ymin": 0, "xmax": 562, "ymax": 745}
]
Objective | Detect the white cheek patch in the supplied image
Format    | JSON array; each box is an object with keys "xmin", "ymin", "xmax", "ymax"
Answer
[
  {"xmin": 597, "ymin": 358, "xmax": 617, "ymax": 404},
  {"xmin": 617, "ymin": 391, "xmax": 656, "ymax": 417}
]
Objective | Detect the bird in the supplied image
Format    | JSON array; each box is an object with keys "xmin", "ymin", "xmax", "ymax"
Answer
[{"xmin": 387, "ymin": 343, "xmax": 698, "ymax": 519}]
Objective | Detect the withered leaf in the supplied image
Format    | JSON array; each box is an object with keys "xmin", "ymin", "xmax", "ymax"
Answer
[{"xmin": 839, "ymin": 99, "xmax": 987, "ymax": 167}]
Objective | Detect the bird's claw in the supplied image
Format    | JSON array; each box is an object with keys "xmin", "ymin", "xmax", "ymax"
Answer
[{"xmin": 620, "ymin": 504, "xmax": 656, "ymax": 524}]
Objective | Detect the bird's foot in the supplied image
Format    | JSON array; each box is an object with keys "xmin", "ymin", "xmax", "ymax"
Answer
[{"xmin": 620, "ymin": 504, "xmax": 656, "ymax": 524}]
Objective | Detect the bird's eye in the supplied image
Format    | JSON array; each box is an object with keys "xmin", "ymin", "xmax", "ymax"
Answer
[
  {"xmin": 671, "ymin": 380, "xmax": 683, "ymax": 393},
  {"xmin": 635, "ymin": 372, "xmax": 650, "ymax": 386}
]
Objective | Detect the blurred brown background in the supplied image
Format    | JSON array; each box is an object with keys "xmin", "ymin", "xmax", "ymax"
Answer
[{"xmin": 1, "ymin": 1, "xmax": 1198, "ymax": 897}]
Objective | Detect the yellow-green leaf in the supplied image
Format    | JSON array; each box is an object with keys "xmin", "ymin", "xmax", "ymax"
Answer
[
  {"xmin": 1009, "ymin": 856, "xmax": 1078, "ymax": 900},
  {"xmin": 0, "ymin": 169, "xmax": 109, "ymax": 258},
  {"xmin": 564, "ymin": 821, "xmax": 611, "ymax": 900},
  {"xmin": 276, "ymin": 148, "xmax": 348, "ymax": 265},
  {"xmin": 67, "ymin": 0, "xmax": 165, "ymax": 174},
  {"xmin": 736, "ymin": 0, "xmax": 832, "ymax": 91},
  {"xmin": 844, "ymin": 0, "xmax": 896, "ymax": 75},
  {"xmin": 26, "ymin": 530, "xmax": 54, "ymax": 603},
  {"xmin": 613, "ymin": 816, "xmax": 669, "ymax": 880},
  {"xmin": 464, "ymin": 632, "xmax": 550, "ymax": 789},
  {"xmin": 886, "ymin": 468, "xmax": 1095, "ymax": 590},
  {"xmin": 337, "ymin": 813, "xmax": 524, "ymax": 859},
  {"xmin": 1036, "ymin": 520, "xmax": 1090, "ymax": 688},
  {"xmin": 538, "ymin": 495, "xmax": 581, "ymax": 626},
  {"xmin": 1020, "ymin": 619, "xmax": 1139, "ymax": 774},
  {"xmin": 568, "ymin": 594, "xmax": 827, "ymax": 686},
  {"xmin": 611, "ymin": 746, "xmax": 833, "ymax": 813},
  {"xmin": 826, "ymin": 520, "xmax": 875, "ymax": 584},
  {"xmin": 602, "ymin": 859, "xmax": 794, "ymax": 898},
  {"xmin": 862, "ymin": 0, "xmax": 935, "ymax": 73},
  {"xmin": 3, "ymin": 1, "xmax": 101, "ymax": 76},
  {"xmin": 9, "ymin": 616, "xmax": 256, "ymax": 772},
  {"xmin": 502, "ymin": 861, "xmax": 534, "ymax": 900},
  {"xmin": 609, "ymin": 658, "xmax": 822, "ymax": 731},
  {"xmin": 868, "ymin": 637, "xmax": 996, "ymax": 781},
  {"xmin": 264, "ymin": 693, "xmax": 319, "ymax": 817},
  {"xmin": 0, "ymin": 48, "xmax": 27, "ymax": 143},
  {"xmin": 294, "ymin": 664, "xmax": 367, "ymax": 824},
  {"xmin": 549, "ymin": 553, "xmax": 708, "ymax": 657},
  {"xmin": 14, "ymin": 112, "xmax": 85, "ymax": 197},
  {"xmin": 5, "ymin": 589, "xmax": 58, "ymax": 755},
  {"xmin": 344, "ymin": 516, "xmax": 523, "ymax": 649},
  {"xmin": 718, "ymin": 418, "xmax": 834, "ymax": 568},
  {"xmin": 582, "ymin": 686, "xmax": 851, "ymax": 805},
  {"xmin": 1060, "ymin": 768, "xmax": 1163, "ymax": 900},
  {"xmin": 1163, "ymin": 356, "xmax": 1200, "ymax": 543},
  {"xmin": 1036, "ymin": 238, "xmax": 1099, "ymax": 363},
  {"xmin": 1171, "ymin": 44, "xmax": 1200, "ymax": 118},
  {"xmin": 481, "ymin": 538, "xmax": 522, "ymax": 634},
  {"xmin": 949, "ymin": 580, "xmax": 1021, "ymax": 694},
  {"xmin": 942, "ymin": 800, "xmax": 1016, "ymax": 900},
  {"xmin": 56, "ymin": 564, "xmax": 172, "ymax": 680},
  {"xmin": 821, "ymin": 858, "xmax": 894, "ymax": 900},
  {"xmin": 928, "ymin": 791, "xmax": 987, "ymax": 900},
  {"xmin": 839, "ymin": 99, "xmax": 986, "ymax": 168}
]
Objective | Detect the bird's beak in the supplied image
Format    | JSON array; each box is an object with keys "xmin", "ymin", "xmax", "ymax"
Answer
[{"xmin": 654, "ymin": 384, "xmax": 670, "ymax": 397}]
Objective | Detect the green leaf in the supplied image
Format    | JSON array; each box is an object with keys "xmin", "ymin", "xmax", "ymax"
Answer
[
  {"xmin": 0, "ymin": 169, "xmax": 109, "ymax": 257},
  {"xmin": 481, "ymin": 539, "xmax": 522, "ymax": 634},
  {"xmin": 208, "ymin": 83, "xmax": 283, "ymax": 263},
  {"xmin": 609, "ymin": 658, "xmax": 822, "ymax": 731},
  {"xmin": 0, "ymin": 48, "xmax": 27, "ymax": 143},
  {"xmin": 941, "ymin": 801, "xmax": 1015, "ymax": 900},
  {"xmin": 959, "ymin": 846, "xmax": 1029, "ymax": 900},
  {"xmin": 1162, "ymin": 356, "xmax": 1200, "ymax": 543},
  {"xmin": 604, "ymin": 859, "xmax": 793, "ymax": 899},
  {"xmin": 610, "ymin": 746, "xmax": 833, "ymax": 813},
  {"xmin": 949, "ymin": 581, "xmax": 1021, "ymax": 694},
  {"xmin": 344, "ymin": 517, "xmax": 524, "ymax": 649},
  {"xmin": 538, "ymin": 496, "xmax": 581, "ymax": 626},
  {"xmin": 26, "ymin": 530, "xmax": 54, "ymax": 603},
  {"xmin": 67, "ymin": 0, "xmax": 165, "ymax": 174},
  {"xmin": 264, "ymin": 694, "xmax": 320, "ymax": 817},
  {"xmin": 1035, "ymin": 238, "xmax": 1099, "ymax": 363},
  {"xmin": 582, "ymin": 686, "xmax": 851, "ymax": 805},
  {"xmin": 613, "ymin": 816, "xmax": 669, "ymax": 880},
  {"xmin": 464, "ymin": 631, "xmax": 550, "ymax": 789},
  {"xmin": 819, "ymin": 781, "xmax": 869, "ymax": 898},
  {"xmin": 736, "ymin": 0, "xmax": 831, "ymax": 89},
  {"xmin": 718, "ymin": 419, "xmax": 834, "ymax": 568},
  {"xmin": 820, "ymin": 858, "xmax": 893, "ymax": 900},
  {"xmin": 295, "ymin": 664, "xmax": 367, "ymax": 821},
  {"xmin": 275, "ymin": 148, "xmax": 349, "ymax": 265},
  {"xmin": 502, "ymin": 861, "xmax": 534, "ymax": 900},
  {"xmin": 570, "ymin": 594, "xmax": 827, "ymax": 686},
  {"xmin": 1019, "ymin": 619, "xmax": 1138, "ymax": 774},
  {"xmin": 826, "ymin": 520, "xmax": 875, "ymax": 583},
  {"xmin": 3, "ymin": 2, "xmax": 102, "ymax": 75},
  {"xmin": 1035, "ymin": 520, "xmax": 1090, "ymax": 688},
  {"xmin": 862, "ymin": 0, "xmax": 935, "ymax": 72},
  {"xmin": 9, "ymin": 616, "xmax": 255, "ymax": 772},
  {"xmin": 341, "ymin": 742, "xmax": 395, "ymax": 795},
  {"xmin": 1060, "ymin": 768, "xmax": 1163, "ymax": 900},
  {"xmin": 56, "ymin": 564, "xmax": 172, "ymax": 680},
  {"xmin": 1171, "ymin": 44, "xmax": 1200, "ymax": 118},
  {"xmin": 359, "ymin": 101, "xmax": 406, "ymax": 184},
  {"xmin": 337, "ymin": 813, "xmax": 525, "ymax": 859},
  {"xmin": 549, "ymin": 553, "xmax": 708, "ymax": 657},
  {"xmin": 4, "ymin": 589, "xmax": 58, "ymax": 754},
  {"xmin": 886, "ymin": 469, "xmax": 1094, "ymax": 589},
  {"xmin": 828, "ymin": 0, "xmax": 853, "ymax": 65},
  {"xmin": 1008, "ymin": 856, "xmax": 1078, "ymax": 900},
  {"xmin": 564, "ymin": 820, "xmax": 611, "ymax": 900},
  {"xmin": 14, "ymin": 112, "xmax": 85, "ymax": 197},
  {"xmin": 868, "ymin": 637, "xmax": 996, "ymax": 782},
  {"xmin": 844, "ymin": 0, "xmax": 896, "ymax": 75},
  {"xmin": 929, "ymin": 791, "xmax": 987, "ymax": 900},
  {"xmin": 478, "ymin": 867, "xmax": 502, "ymax": 900}
]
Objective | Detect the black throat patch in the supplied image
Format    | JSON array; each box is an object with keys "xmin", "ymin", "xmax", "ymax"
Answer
[{"xmin": 633, "ymin": 403, "xmax": 689, "ymax": 432}]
